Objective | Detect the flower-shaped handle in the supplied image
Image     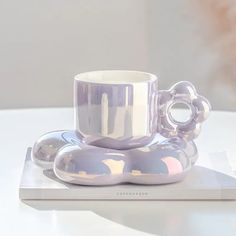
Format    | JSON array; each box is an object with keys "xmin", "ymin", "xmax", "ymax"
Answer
[{"xmin": 159, "ymin": 81, "xmax": 211, "ymax": 141}]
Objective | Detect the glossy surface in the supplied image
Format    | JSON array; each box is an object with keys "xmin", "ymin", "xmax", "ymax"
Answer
[
  {"xmin": 74, "ymin": 71, "xmax": 158, "ymax": 149},
  {"xmin": 74, "ymin": 71, "xmax": 210, "ymax": 149},
  {"xmin": 32, "ymin": 130, "xmax": 82, "ymax": 168},
  {"xmin": 32, "ymin": 130, "xmax": 198, "ymax": 185},
  {"xmin": 32, "ymin": 71, "xmax": 210, "ymax": 185},
  {"xmin": 2, "ymin": 108, "xmax": 236, "ymax": 236},
  {"xmin": 159, "ymin": 81, "xmax": 211, "ymax": 140}
]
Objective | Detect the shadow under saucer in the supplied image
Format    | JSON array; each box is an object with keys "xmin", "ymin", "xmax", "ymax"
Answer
[{"xmin": 23, "ymin": 167, "xmax": 236, "ymax": 236}]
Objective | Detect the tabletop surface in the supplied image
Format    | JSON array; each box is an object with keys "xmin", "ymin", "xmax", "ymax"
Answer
[{"xmin": 1, "ymin": 108, "xmax": 236, "ymax": 236}]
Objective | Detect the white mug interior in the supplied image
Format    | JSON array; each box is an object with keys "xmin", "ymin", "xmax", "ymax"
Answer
[{"xmin": 75, "ymin": 70, "xmax": 157, "ymax": 84}]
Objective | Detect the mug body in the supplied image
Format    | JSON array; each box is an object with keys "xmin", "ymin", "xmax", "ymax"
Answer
[{"xmin": 74, "ymin": 70, "xmax": 158, "ymax": 149}]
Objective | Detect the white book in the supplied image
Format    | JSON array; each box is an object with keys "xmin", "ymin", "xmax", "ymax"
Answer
[{"xmin": 19, "ymin": 148, "xmax": 236, "ymax": 200}]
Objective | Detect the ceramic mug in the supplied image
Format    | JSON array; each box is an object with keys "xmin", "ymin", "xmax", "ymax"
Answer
[{"xmin": 74, "ymin": 70, "xmax": 210, "ymax": 149}]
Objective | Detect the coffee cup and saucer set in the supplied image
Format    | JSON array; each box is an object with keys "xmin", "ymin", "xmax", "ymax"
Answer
[{"xmin": 32, "ymin": 70, "xmax": 211, "ymax": 186}]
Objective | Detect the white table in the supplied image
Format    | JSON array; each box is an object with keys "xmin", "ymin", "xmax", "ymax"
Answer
[{"xmin": 1, "ymin": 108, "xmax": 236, "ymax": 236}]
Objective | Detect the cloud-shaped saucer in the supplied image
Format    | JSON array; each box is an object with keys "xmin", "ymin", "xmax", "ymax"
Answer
[{"xmin": 32, "ymin": 130, "xmax": 198, "ymax": 185}]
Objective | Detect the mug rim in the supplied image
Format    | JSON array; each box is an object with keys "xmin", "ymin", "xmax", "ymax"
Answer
[{"xmin": 74, "ymin": 70, "xmax": 157, "ymax": 84}]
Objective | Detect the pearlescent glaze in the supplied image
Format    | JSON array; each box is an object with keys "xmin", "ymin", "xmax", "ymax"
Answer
[
  {"xmin": 74, "ymin": 71, "xmax": 158, "ymax": 149},
  {"xmin": 32, "ymin": 130, "xmax": 82, "ymax": 168},
  {"xmin": 159, "ymin": 81, "xmax": 211, "ymax": 140},
  {"xmin": 32, "ymin": 130, "xmax": 198, "ymax": 185},
  {"xmin": 74, "ymin": 71, "xmax": 210, "ymax": 149},
  {"xmin": 31, "ymin": 70, "xmax": 211, "ymax": 185}
]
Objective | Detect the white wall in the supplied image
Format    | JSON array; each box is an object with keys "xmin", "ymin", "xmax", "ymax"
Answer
[{"xmin": 0, "ymin": 0, "xmax": 235, "ymax": 110}]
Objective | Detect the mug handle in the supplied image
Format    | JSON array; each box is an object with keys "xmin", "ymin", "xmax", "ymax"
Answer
[{"xmin": 158, "ymin": 81, "xmax": 211, "ymax": 141}]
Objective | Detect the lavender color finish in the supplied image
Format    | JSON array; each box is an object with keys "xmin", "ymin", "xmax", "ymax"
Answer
[
  {"xmin": 159, "ymin": 81, "xmax": 211, "ymax": 140},
  {"xmin": 31, "ymin": 70, "xmax": 211, "ymax": 185},
  {"xmin": 32, "ymin": 130, "xmax": 81, "ymax": 168},
  {"xmin": 74, "ymin": 71, "xmax": 210, "ymax": 149},
  {"xmin": 74, "ymin": 71, "xmax": 158, "ymax": 149},
  {"xmin": 32, "ymin": 130, "xmax": 198, "ymax": 185}
]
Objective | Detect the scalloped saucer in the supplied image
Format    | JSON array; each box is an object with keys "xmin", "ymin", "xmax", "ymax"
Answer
[{"xmin": 32, "ymin": 130, "xmax": 198, "ymax": 185}]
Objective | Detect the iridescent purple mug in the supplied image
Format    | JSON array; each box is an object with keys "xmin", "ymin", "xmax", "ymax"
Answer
[{"xmin": 74, "ymin": 70, "xmax": 210, "ymax": 150}]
